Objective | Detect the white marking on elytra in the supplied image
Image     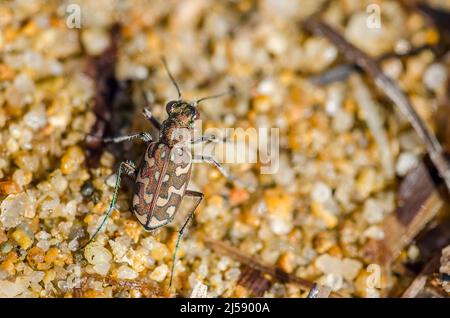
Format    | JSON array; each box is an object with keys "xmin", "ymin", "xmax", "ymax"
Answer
[
  {"xmin": 166, "ymin": 205, "xmax": 176, "ymax": 217},
  {"xmin": 175, "ymin": 162, "xmax": 191, "ymax": 177},
  {"xmin": 161, "ymin": 151, "xmax": 166, "ymax": 159},
  {"xmin": 147, "ymin": 157, "xmax": 155, "ymax": 167},
  {"xmin": 133, "ymin": 194, "xmax": 140, "ymax": 206},
  {"xmin": 144, "ymin": 192, "xmax": 154, "ymax": 204},
  {"xmin": 156, "ymin": 184, "xmax": 185, "ymax": 207},
  {"xmin": 163, "ymin": 174, "xmax": 170, "ymax": 182},
  {"xmin": 154, "ymin": 171, "xmax": 160, "ymax": 181},
  {"xmin": 135, "ymin": 211, "xmax": 148, "ymax": 225},
  {"xmin": 148, "ymin": 216, "xmax": 165, "ymax": 229},
  {"xmin": 135, "ymin": 173, "xmax": 151, "ymax": 204}
]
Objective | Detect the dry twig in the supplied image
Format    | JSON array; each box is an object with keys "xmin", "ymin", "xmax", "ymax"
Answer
[
  {"xmin": 310, "ymin": 44, "xmax": 436, "ymax": 86},
  {"xmin": 402, "ymin": 254, "xmax": 442, "ymax": 298},
  {"xmin": 73, "ymin": 273, "xmax": 166, "ymax": 298},
  {"xmin": 303, "ymin": 18, "xmax": 450, "ymax": 193},
  {"xmin": 206, "ymin": 239, "xmax": 342, "ymax": 298},
  {"xmin": 84, "ymin": 24, "xmax": 122, "ymax": 167}
]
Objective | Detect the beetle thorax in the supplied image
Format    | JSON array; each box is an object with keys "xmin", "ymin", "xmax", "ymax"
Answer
[
  {"xmin": 160, "ymin": 119, "xmax": 193, "ymax": 147},
  {"xmin": 160, "ymin": 100, "xmax": 199, "ymax": 146}
]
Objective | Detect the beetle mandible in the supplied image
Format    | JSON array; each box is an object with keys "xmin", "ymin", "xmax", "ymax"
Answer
[{"xmin": 81, "ymin": 58, "xmax": 251, "ymax": 288}]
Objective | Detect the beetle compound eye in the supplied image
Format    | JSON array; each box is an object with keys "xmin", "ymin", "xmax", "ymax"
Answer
[
  {"xmin": 166, "ymin": 101, "xmax": 177, "ymax": 114},
  {"xmin": 184, "ymin": 106, "xmax": 199, "ymax": 119},
  {"xmin": 193, "ymin": 109, "xmax": 200, "ymax": 119}
]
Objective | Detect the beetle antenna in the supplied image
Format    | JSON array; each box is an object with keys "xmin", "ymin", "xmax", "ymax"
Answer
[
  {"xmin": 161, "ymin": 57, "xmax": 182, "ymax": 100},
  {"xmin": 195, "ymin": 87, "xmax": 233, "ymax": 105}
]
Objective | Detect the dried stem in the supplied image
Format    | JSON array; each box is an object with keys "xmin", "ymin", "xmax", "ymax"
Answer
[
  {"xmin": 237, "ymin": 266, "xmax": 272, "ymax": 297},
  {"xmin": 402, "ymin": 255, "xmax": 442, "ymax": 298},
  {"xmin": 307, "ymin": 283, "xmax": 332, "ymax": 298},
  {"xmin": 84, "ymin": 24, "xmax": 122, "ymax": 167},
  {"xmin": 310, "ymin": 44, "xmax": 436, "ymax": 86},
  {"xmin": 74, "ymin": 273, "xmax": 166, "ymax": 298},
  {"xmin": 206, "ymin": 239, "xmax": 343, "ymax": 298},
  {"xmin": 303, "ymin": 17, "xmax": 450, "ymax": 193}
]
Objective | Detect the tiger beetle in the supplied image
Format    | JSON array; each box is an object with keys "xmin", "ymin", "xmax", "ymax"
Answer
[{"xmin": 81, "ymin": 58, "xmax": 251, "ymax": 288}]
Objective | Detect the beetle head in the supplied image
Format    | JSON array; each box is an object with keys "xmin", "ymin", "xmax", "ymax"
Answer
[
  {"xmin": 160, "ymin": 57, "xmax": 231, "ymax": 129},
  {"xmin": 166, "ymin": 100, "xmax": 200, "ymax": 128}
]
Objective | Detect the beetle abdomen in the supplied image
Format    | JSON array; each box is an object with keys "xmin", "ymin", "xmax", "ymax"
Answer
[{"xmin": 132, "ymin": 142, "xmax": 192, "ymax": 230}]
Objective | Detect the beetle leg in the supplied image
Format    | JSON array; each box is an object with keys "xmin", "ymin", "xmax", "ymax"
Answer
[
  {"xmin": 87, "ymin": 132, "xmax": 152, "ymax": 144},
  {"xmin": 103, "ymin": 132, "xmax": 152, "ymax": 143},
  {"xmin": 142, "ymin": 108, "xmax": 162, "ymax": 131},
  {"xmin": 78, "ymin": 160, "xmax": 136, "ymax": 250},
  {"xmin": 122, "ymin": 160, "xmax": 137, "ymax": 177},
  {"xmin": 191, "ymin": 131, "xmax": 233, "ymax": 144},
  {"xmin": 193, "ymin": 155, "xmax": 254, "ymax": 190},
  {"xmin": 169, "ymin": 190, "xmax": 204, "ymax": 288},
  {"xmin": 190, "ymin": 135, "xmax": 219, "ymax": 144}
]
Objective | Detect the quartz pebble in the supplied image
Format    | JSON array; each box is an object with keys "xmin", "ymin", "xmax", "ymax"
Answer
[
  {"xmin": 12, "ymin": 170, "xmax": 32, "ymax": 187},
  {"xmin": 12, "ymin": 227, "xmax": 34, "ymax": 250},
  {"xmin": 332, "ymin": 110, "xmax": 354, "ymax": 133},
  {"xmin": 117, "ymin": 265, "xmax": 139, "ymax": 280},
  {"xmin": 346, "ymin": 12, "xmax": 399, "ymax": 55},
  {"xmin": 23, "ymin": 106, "xmax": 47, "ymax": 130},
  {"xmin": 61, "ymin": 146, "xmax": 85, "ymax": 175},
  {"xmin": 302, "ymin": 38, "xmax": 337, "ymax": 72},
  {"xmin": 0, "ymin": 193, "xmax": 33, "ymax": 228},
  {"xmin": 0, "ymin": 181, "xmax": 21, "ymax": 195},
  {"xmin": 311, "ymin": 201, "xmax": 338, "ymax": 229},
  {"xmin": 396, "ymin": 152, "xmax": 418, "ymax": 177},
  {"xmin": 37, "ymin": 240, "xmax": 51, "ymax": 252},
  {"xmin": 149, "ymin": 264, "xmax": 169, "ymax": 282},
  {"xmin": 319, "ymin": 273, "xmax": 343, "ymax": 292},
  {"xmin": 190, "ymin": 282, "xmax": 208, "ymax": 298},
  {"xmin": 311, "ymin": 182, "xmax": 332, "ymax": 203},
  {"xmin": 7, "ymin": 73, "xmax": 35, "ymax": 108},
  {"xmin": 0, "ymin": 278, "xmax": 29, "ymax": 297},
  {"xmin": 105, "ymin": 174, "xmax": 117, "ymax": 188},
  {"xmin": 315, "ymin": 254, "xmax": 362, "ymax": 281},
  {"xmin": 81, "ymin": 29, "xmax": 111, "ymax": 56},
  {"xmin": 363, "ymin": 226, "xmax": 385, "ymax": 240},
  {"xmin": 362, "ymin": 199, "xmax": 385, "ymax": 224},
  {"xmin": 84, "ymin": 243, "xmax": 112, "ymax": 276},
  {"xmin": 423, "ymin": 63, "xmax": 447, "ymax": 92},
  {"xmin": 407, "ymin": 245, "xmax": 420, "ymax": 261}
]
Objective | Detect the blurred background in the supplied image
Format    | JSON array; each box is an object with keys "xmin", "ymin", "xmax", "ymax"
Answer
[{"xmin": 0, "ymin": 0, "xmax": 449, "ymax": 298}]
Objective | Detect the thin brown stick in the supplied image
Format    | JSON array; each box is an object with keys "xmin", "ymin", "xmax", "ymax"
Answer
[
  {"xmin": 303, "ymin": 18, "xmax": 450, "ymax": 193},
  {"xmin": 206, "ymin": 239, "xmax": 343, "ymax": 298},
  {"xmin": 401, "ymin": 255, "xmax": 441, "ymax": 298},
  {"xmin": 307, "ymin": 283, "xmax": 332, "ymax": 298},
  {"xmin": 237, "ymin": 266, "xmax": 272, "ymax": 297},
  {"xmin": 74, "ymin": 273, "xmax": 166, "ymax": 298},
  {"xmin": 310, "ymin": 44, "xmax": 436, "ymax": 86},
  {"xmin": 84, "ymin": 24, "xmax": 122, "ymax": 167}
]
